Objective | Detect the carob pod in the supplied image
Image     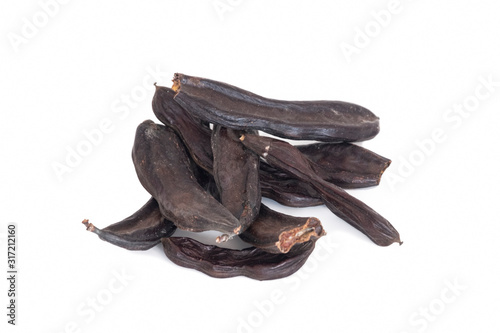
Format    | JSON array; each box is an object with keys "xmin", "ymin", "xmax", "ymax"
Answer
[
  {"xmin": 152, "ymin": 85, "xmax": 214, "ymax": 172},
  {"xmin": 172, "ymin": 73, "xmax": 380, "ymax": 142},
  {"xmin": 259, "ymin": 162, "xmax": 323, "ymax": 207},
  {"xmin": 81, "ymin": 197, "xmax": 176, "ymax": 250},
  {"xmin": 161, "ymin": 236, "xmax": 316, "ymax": 280},
  {"xmin": 211, "ymin": 125, "xmax": 261, "ymax": 239},
  {"xmin": 297, "ymin": 142, "xmax": 391, "ymax": 188},
  {"xmin": 132, "ymin": 120, "xmax": 241, "ymax": 240},
  {"xmin": 240, "ymin": 134, "xmax": 402, "ymax": 246},
  {"xmin": 239, "ymin": 204, "xmax": 326, "ymax": 253}
]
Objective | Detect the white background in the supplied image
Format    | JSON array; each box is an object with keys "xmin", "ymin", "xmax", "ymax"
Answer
[{"xmin": 1, "ymin": 0, "xmax": 500, "ymax": 332}]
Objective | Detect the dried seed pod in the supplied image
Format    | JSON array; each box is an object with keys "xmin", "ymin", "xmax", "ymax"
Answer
[
  {"xmin": 161, "ymin": 236, "xmax": 316, "ymax": 280},
  {"xmin": 297, "ymin": 142, "xmax": 391, "ymax": 188},
  {"xmin": 152, "ymin": 85, "xmax": 214, "ymax": 172},
  {"xmin": 211, "ymin": 125, "xmax": 261, "ymax": 233},
  {"xmin": 81, "ymin": 197, "xmax": 176, "ymax": 250},
  {"xmin": 172, "ymin": 73, "xmax": 380, "ymax": 142},
  {"xmin": 239, "ymin": 204, "xmax": 326, "ymax": 253},
  {"xmin": 259, "ymin": 162, "xmax": 323, "ymax": 207},
  {"xmin": 132, "ymin": 120, "xmax": 241, "ymax": 239},
  {"xmin": 240, "ymin": 134, "xmax": 402, "ymax": 246}
]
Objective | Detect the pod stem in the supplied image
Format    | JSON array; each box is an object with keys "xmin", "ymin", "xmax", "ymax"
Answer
[
  {"xmin": 215, "ymin": 233, "xmax": 236, "ymax": 243},
  {"xmin": 82, "ymin": 219, "xmax": 97, "ymax": 233}
]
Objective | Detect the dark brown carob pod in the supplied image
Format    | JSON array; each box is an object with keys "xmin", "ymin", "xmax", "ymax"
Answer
[
  {"xmin": 259, "ymin": 162, "xmax": 323, "ymax": 207},
  {"xmin": 161, "ymin": 236, "xmax": 316, "ymax": 280},
  {"xmin": 297, "ymin": 142, "xmax": 391, "ymax": 188},
  {"xmin": 211, "ymin": 125, "xmax": 261, "ymax": 236},
  {"xmin": 81, "ymin": 197, "xmax": 176, "ymax": 250},
  {"xmin": 172, "ymin": 73, "xmax": 380, "ymax": 142},
  {"xmin": 239, "ymin": 204, "xmax": 326, "ymax": 253},
  {"xmin": 132, "ymin": 120, "xmax": 241, "ymax": 239},
  {"xmin": 152, "ymin": 85, "xmax": 214, "ymax": 172},
  {"xmin": 240, "ymin": 134, "xmax": 402, "ymax": 246}
]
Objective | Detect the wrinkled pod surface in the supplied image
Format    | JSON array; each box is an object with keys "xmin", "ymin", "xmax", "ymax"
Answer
[
  {"xmin": 161, "ymin": 236, "xmax": 317, "ymax": 280},
  {"xmin": 82, "ymin": 197, "xmax": 176, "ymax": 250}
]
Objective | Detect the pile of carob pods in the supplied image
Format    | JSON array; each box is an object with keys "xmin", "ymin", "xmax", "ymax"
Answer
[{"xmin": 82, "ymin": 73, "xmax": 402, "ymax": 281}]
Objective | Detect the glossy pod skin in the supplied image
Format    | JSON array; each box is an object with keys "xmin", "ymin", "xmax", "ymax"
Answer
[
  {"xmin": 240, "ymin": 134, "xmax": 402, "ymax": 246},
  {"xmin": 297, "ymin": 142, "xmax": 391, "ymax": 188},
  {"xmin": 132, "ymin": 120, "xmax": 241, "ymax": 238},
  {"xmin": 259, "ymin": 162, "xmax": 323, "ymax": 207},
  {"xmin": 152, "ymin": 85, "xmax": 214, "ymax": 172},
  {"xmin": 211, "ymin": 126, "xmax": 261, "ymax": 235},
  {"xmin": 161, "ymin": 237, "xmax": 316, "ymax": 280},
  {"xmin": 239, "ymin": 204, "xmax": 326, "ymax": 253},
  {"xmin": 82, "ymin": 197, "xmax": 176, "ymax": 250},
  {"xmin": 172, "ymin": 73, "xmax": 380, "ymax": 142},
  {"xmin": 259, "ymin": 143, "xmax": 391, "ymax": 206}
]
